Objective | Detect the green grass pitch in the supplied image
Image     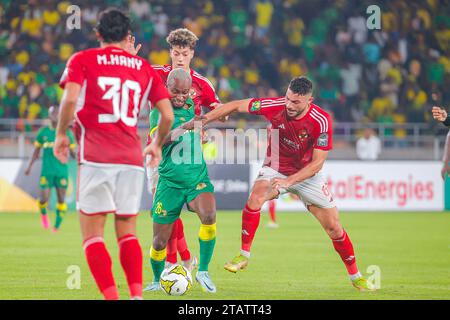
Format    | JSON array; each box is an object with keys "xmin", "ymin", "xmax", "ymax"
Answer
[{"xmin": 0, "ymin": 210, "xmax": 449, "ymax": 300}]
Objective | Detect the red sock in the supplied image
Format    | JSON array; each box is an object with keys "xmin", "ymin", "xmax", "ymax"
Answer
[
  {"xmin": 268, "ymin": 200, "xmax": 276, "ymax": 223},
  {"xmin": 177, "ymin": 219, "xmax": 191, "ymax": 261},
  {"xmin": 83, "ymin": 237, "xmax": 119, "ymax": 300},
  {"xmin": 331, "ymin": 230, "xmax": 359, "ymax": 276},
  {"xmin": 166, "ymin": 219, "xmax": 179, "ymax": 264},
  {"xmin": 241, "ymin": 204, "xmax": 261, "ymax": 254},
  {"xmin": 118, "ymin": 234, "xmax": 143, "ymax": 299}
]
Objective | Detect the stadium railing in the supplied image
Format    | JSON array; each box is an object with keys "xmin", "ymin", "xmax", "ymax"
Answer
[{"xmin": 0, "ymin": 118, "xmax": 447, "ymax": 160}]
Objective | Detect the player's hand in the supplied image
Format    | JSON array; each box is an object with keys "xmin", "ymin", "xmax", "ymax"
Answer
[
  {"xmin": 124, "ymin": 35, "xmax": 142, "ymax": 56},
  {"xmin": 143, "ymin": 141, "xmax": 162, "ymax": 168},
  {"xmin": 432, "ymin": 106, "xmax": 447, "ymax": 122},
  {"xmin": 201, "ymin": 130, "xmax": 209, "ymax": 144},
  {"xmin": 24, "ymin": 167, "xmax": 31, "ymax": 176},
  {"xmin": 271, "ymin": 177, "xmax": 294, "ymax": 190},
  {"xmin": 53, "ymin": 134, "xmax": 70, "ymax": 164},
  {"xmin": 441, "ymin": 163, "xmax": 450, "ymax": 180},
  {"xmin": 182, "ymin": 115, "xmax": 204, "ymax": 131}
]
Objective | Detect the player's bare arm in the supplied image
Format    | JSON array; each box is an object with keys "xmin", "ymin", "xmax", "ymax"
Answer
[
  {"xmin": 432, "ymin": 106, "xmax": 447, "ymax": 122},
  {"xmin": 24, "ymin": 146, "xmax": 41, "ymax": 175},
  {"xmin": 271, "ymin": 149, "xmax": 329, "ymax": 189},
  {"xmin": 203, "ymin": 99, "xmax": 252, "ymax": 124},
  {"xmin": 54, "ymin": 82, "xmax": 81, "ymax": 164}
]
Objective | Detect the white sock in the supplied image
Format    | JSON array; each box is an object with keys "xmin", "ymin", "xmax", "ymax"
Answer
[
  {"xmin": 240, "ymin": 249, "xmax": 250, "ymax": 258},
  {"xmin": 349, "ymin": 272, "xmax": 362, "ymax": 281}
]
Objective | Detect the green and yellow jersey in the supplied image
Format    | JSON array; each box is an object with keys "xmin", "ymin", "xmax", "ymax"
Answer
[
  {"xmin": 34, "ymin": 125, "xmax": 75, "ymax": 177},
  {"xmin": 149, "ymin": 97, "xmax": 208, "ymax": 189}
]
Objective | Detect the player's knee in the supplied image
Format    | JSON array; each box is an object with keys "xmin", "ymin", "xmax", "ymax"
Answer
[
  {"xmin": 247, "ymin": 194, "xmax": 265, "ymax": 210},
  {"xmin": 152, "ymin": 236, "xmax": 167, "ymax": 251},
  {"xmin": 325, "ymin": 223, "xmax": 343, "ymax": 239}
]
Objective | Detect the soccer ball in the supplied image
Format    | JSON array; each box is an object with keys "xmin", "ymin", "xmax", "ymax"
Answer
[{"xmin": 159, "ymin": 264, "xmax": 193, "ymax": 296}]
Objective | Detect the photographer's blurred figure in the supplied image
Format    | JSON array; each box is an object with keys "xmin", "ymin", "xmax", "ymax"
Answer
[{"xmin": 356, "ymin": 128, "xmax": 381, "ymax": 161}]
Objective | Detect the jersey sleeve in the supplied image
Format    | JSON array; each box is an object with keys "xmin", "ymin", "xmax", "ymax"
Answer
[
  {"xmin": 247, "ymin": 97, "xmax": 285, "ymax": 120},
  {"xmin": 200, "ymin": 79, "xmax": 220, "ymax": 109},
  {"xmin": 67, "ymin": 130, "xmax": 76, "ymax": 150},
  {"xmin": 312, "ymin": 111, "xmax": 333, "ymax": 151},
  {"xmin": 149, "ymin": 108, "xmax": 161, "ymax": 136},
  {"xmin": 34, "ymin": 128, "xmax": 44, "ymax": 147},
  {"xmin": 59, "ymin": 52, "xmax": 86, "ymax": 88},
  {"xmin": 147, "ymin": 68, "xmax": 170, "ymax": 105}
]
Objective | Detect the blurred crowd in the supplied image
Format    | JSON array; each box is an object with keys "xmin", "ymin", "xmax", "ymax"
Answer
[{"xmin": 0, "ymin": 0, "xmax": 449, "ymax": 130}]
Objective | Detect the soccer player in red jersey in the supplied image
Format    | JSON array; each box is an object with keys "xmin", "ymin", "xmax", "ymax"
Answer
[
  {"xmin": 203, "ymin": 76, "xmax": 375, "ymax": 291},
  {"xmin": 53, "ymin": 8, "xmax": 174, "ymax": 300},
  {"xmin": 144, "ymin": 28, "xmax": 221, "ymax": 276}
]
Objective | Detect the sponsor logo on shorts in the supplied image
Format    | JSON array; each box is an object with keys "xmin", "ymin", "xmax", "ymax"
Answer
[
  {"xmin": 317, "ymin": 133, "xmax": 329, "ymax": 147},
  {"xmin": 60, "ymin": 178, "xmax": 67, "ymax": 186},
  {"xmin": 196, "ymin": 182, "xmax": 207, "ymax": 190},
  {"xmin": 250, "ymin": 101, "xmax": 261, "ymax": 112},
  {"xmin": 40, "ymin": 176, "xmax": 47, "ymax": 185},
  {"xmin": 155, "ymin": 202, "xmax": 167, "ymax": 216}
]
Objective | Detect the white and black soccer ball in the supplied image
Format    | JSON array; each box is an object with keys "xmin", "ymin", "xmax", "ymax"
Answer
[{"xmin": 159, "ymin": 264, "xmax": 193, "ymax": 296}]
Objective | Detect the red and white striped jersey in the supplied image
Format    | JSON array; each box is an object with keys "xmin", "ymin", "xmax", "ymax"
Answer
[
  {"xmin": 60, "ymin": 46, "xmax": 170, "ymax": 169},
  {"xmin": 248, "ymin": 97, "xmax": 333, "ymax": 176},
  {"xmin": 152, "ymin": 64, "xmax": 219, "ymax": 115}
]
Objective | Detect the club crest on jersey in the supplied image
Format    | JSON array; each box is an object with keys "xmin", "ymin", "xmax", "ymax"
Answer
[
  {"xmin": 317, "ymin": 133, "xmax": 329, "ymax": 147},
  {"xmin": 298, "ymin": 128, "xmax": 309, "ymax": 141},
  {"xmin": 250, "ymin": 101, "xmax": 261, "ymax": 112}
]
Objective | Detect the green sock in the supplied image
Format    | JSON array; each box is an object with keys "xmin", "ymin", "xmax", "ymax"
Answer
[
  {"xmin": 199, "ymin": 238, "xmax": 216, "ymax": 272},
  {"xmin": 38, "ymin": 202, "xmax": 47, "ymax": 215},
  {"xmin": 54, "ymin": 203, "xmax": 67, "ymax": 229},
  {"xmin": 150, "ymin": 258, "xmax": 166, "ymax": 282}
]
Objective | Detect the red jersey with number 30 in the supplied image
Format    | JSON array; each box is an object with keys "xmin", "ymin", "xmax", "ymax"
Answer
[
  {"xmin": 59, "ymin": 46, "xmax": 170, "ymax": 168},
  {"xmin": 248, "ymin": 97, "xmax": 333, "ymax": 176}
]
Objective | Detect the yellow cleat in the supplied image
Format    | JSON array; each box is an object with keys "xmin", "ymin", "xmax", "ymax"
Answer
[
  {"xmin": 224, "ymin": 254, "xmax": 249, "ymax": 273},
  {"xmin": 352, "ymin": 277, "xmax": 377, "ymax": 292}
]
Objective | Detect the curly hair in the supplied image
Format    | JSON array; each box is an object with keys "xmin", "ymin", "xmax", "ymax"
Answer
[
  {"xmin": 166, "ymin": 28, "xmax": 199, "ymax": 49},
  {"xmin": 288, "ymin": 76, "xmax": 313, "ymax": 95},
  {"xmin": 96, "ymin": 8, "xmax": 131, "ymax": 43}
]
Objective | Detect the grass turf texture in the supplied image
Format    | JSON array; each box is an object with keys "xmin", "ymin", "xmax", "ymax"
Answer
[{"xmin": 0, "ymin": 211, "xmax": 449, "ymax": 300}]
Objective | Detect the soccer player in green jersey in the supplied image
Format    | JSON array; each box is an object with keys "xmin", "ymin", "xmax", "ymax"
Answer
[
  {"xmin": 144, "ymin": 68, "xmax": 217, "ymax": 293},
  {"xmin": 25, "ymin": 106, "xmax": 76, "ymax": 232}
]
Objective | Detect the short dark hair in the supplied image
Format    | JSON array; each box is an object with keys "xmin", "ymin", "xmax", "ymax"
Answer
[
  {"xmin": 96, "ymin": 8, "xmax": 131, "ymax": 43},
  {"xmin": 288, "ymin": 76, "xmax": 313, "ymax": 95}
]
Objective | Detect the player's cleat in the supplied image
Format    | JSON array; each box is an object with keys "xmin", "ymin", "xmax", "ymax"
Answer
[
  {"xmin": 143, "ymin": 282, "xmax": 161, "ymax": 292},
  {"xmin": 41, "ymin": 215, "xmax": 49, "ymax": 229},
  {"xmin": 52, "ymin": 227, "xmax": 59, "ymax": 233},
  {"xmin": 195, "ymin": 271, "xmax": 216, "ymax": 293},
  {"xmin": 352, "ymin": 277, "xmax": 376, "ymax": 292},
  {"xmin": 130, "ymin": 296, "xmax": 143, "ymax": 300},
  {"xmin": 224, "ymin": 254, "xmax": 249, "ymax": 273},
  {"xmin": 266, "ymin": 221, "xmax": 279, "ymax": 229},
  {"xmin": 164, "ymin": 261, "xmax": 176, "ymax": 269},
  {"xmin": 183, "ymin": 256, "xmax": 198, "ymax": 272}
]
